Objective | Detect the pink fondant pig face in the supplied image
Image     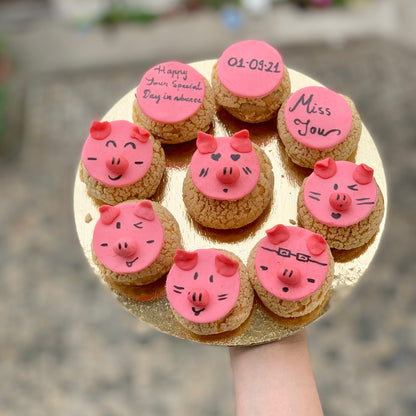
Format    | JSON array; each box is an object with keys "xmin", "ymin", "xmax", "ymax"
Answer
[
  {"xmin": 304, "ymin": 158, "xmax": 378, "ymax": 227},
  {"xmin": 93, "ymin": 201, "xmax": 165, "ymax": 274},
  {"xmin": 166, "ymin": 249, "xmax": 241, "ymax": 324},
  {"xmin": 82, "ymin": 120, "xmax": 153, "ymax": 187},
  {"xmin": 255, "ymin": 225, "xmax": 330, "ymax": 301},
  {"xmin": 190, "ymin": 130, "xmax": 260, "ymax": 201}
]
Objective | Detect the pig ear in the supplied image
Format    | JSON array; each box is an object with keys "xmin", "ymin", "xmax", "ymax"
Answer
[
  {"xmin": 266, "ymin": 224, "xmax": 290, "ymax": 245},
  {"xmin": 134, "ymin": 200, "xmax": 155, "ymax": 221},
  {"xmin": 90, "ymin": 120, "xmax": 112, "ymax": 140},
  {"xmin": 99, "ymin": 205, "xmax": 120, "ymax": 225},
  {"xmin": 353, "ymin": 163, "xmax": 374, "ymax": 185},
  {"xmin": 196, "ymin": 132, "xmax": 217, "ymax": 154},
  {"xmin": 130, "ymin": 125, "xmax": 150, "ymax": 143},
  {"xmin": 314, "ymin": 158, "xmax": 337, "ymax": 179},
  {"xmin": 306, "ymin": 233, "xmax": 327, "ymax": 256},
  {"xmin": 215, "ymin": 254, "xmax": 239, "ymax": 277},
  {"xmin": 230, "ymin": 130, "xmax": 252, "ymax": 153},
  {"xmin": 174, "ymin": 249, "xmax": 198, "ymax": 271}
]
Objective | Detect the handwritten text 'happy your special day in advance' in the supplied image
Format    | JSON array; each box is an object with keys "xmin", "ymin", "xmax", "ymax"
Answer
[{"xmin": 141, "ymin": 64, "xmax": 204, "ymax": 105}]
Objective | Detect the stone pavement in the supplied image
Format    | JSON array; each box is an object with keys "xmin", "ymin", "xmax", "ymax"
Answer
[{"xmin": 0, "ymin": 7, "xmax": 415, "ymax": 416}]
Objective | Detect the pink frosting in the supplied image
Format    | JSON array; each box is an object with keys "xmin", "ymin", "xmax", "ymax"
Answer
[
  {"xmin": 255, "ymin": 225, "xmax": 330, "ymax": 301},
  {"xmin": 136, "ymin": 61, "xmax": 206, "ymax": 124},
  {"xmin": 190, "ymin": 130, "xmax": 260, "ymax": 201},
  {"xmin": 284, "ymin": 86, "xmax": 353, "ymax": 149},
  {"xmin": 304, "ymin": 159, "xmax": 378, "ymax": 227},
  {"xmin": 217, "ymin": 40, "xmax": 285, "ymax": 98},
  {"xmin": 93, "ymin": 201, "xmax": 165, "ymax": 274},
  {"xmin": 166, "ymin": 249, "xmax": 241, "ymax": 324},
  {"xmin": 82, "ymin": 120, "xmax": 153, "ymax": 187}
]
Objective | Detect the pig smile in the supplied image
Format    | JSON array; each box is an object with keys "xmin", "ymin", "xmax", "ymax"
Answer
[
  {"xmin": 192, "ymin": 307, "xmax": 205, "ymax": 316},
  {"xmin": 108, "ymin": 174, "xmax": 123, "ymax": 181},
  {"xmin": 126, "ymin": 257, "xmax": 139, "ymax": 268}
]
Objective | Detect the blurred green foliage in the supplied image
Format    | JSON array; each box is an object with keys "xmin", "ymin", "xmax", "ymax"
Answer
[
  {"xmin": 185, "ymin": 0, "xmax": 239, "ymax": 9},
  {"xmin": 0, "ymin": 86, "xmax": 6, "ymax": 145},
  {"xmin": 0, "ymin": 39, "xmax": 7, "ymax": 151},
  {"xmin": 98, "ymin": 0, "xmax": 348, "ymax": 26},
  {"xmin": 99, "ymin": 7, "xmax": 158, "ymax": 25}
]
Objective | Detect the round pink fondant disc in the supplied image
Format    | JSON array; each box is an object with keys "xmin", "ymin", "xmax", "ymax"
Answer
[
  {"xmin": 255, "ymin": 226, "xmax": 330, "ymax": 301},
  {"xmin": 304, "ymin": 160, "xmax": 378, "ymax": 227},
  {"xmin": 284, "ymin": 86, "xmax": 353, "ymax": 149},
  {"xmin": 166, "ymin": 249, "xmax": 241, "ymax": 324},
  {"xmin": 190, "ymin": 137, "xmax": 260, "ymax": 201},
  {"xmin": 82, "ymin": 120, "xmax": 153, "ymax": 187},
  {"xmin": 136, "ymin": 61, "xmax": 205, "ymax": 124},
  {"xmin": 217, "ymin": 40, "xmax": 285, "ymax": 98},
  {"xmin": 93, "ymin": 203, "xmax": 164, "ymax": 274}
]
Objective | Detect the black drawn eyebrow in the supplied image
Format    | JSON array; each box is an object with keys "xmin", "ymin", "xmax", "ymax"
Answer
[
  {"xmin": 199, "ymin": 168, "xmax": 209, "ymax": 178},
  {"xmin": 105, "ymin": 140, "xmax": 117, "ymax": 148},
  {"xmin": 173, "ymin": 285, "xmax": 184, "ymax": 294},
  {"xmin": 124, "ymin": 142, "xmax": 136, "ymax": 149}
]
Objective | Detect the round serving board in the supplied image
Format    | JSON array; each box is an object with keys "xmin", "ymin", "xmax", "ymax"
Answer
[{"xmin": 74, "ymin": 60, "xmax": 387, "ymax": 346}]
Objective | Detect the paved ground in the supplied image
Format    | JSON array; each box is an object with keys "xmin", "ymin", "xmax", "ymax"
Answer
[{"xmin": 0, "ymin": 5, "xmax": 415, "ymax": 415}]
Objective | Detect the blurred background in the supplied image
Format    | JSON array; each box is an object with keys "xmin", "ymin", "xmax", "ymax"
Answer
[{"xmin": 0, "ymin": 0, "xmax": 415, "ymax": 415}]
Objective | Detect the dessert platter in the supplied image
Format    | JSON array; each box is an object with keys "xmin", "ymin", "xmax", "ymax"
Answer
[{"xmin": 74, "ymin": 40, "xmax": 387, "ymax": 346}]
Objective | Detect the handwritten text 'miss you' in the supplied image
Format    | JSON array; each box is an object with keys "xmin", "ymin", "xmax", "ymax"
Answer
[{"xmin": 288, "ymin": 93, "xmax": 342, "ymax": 138}]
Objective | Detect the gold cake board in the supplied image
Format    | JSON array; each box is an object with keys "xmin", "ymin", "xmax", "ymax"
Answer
[{"xmin": 74, "ymin": 61, "xmax": 387, "ymax": 346}]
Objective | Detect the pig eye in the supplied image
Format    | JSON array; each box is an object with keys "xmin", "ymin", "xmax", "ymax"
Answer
[
  {"xmin": 348, "ymin": 184, "xmax": 359, "ymax": 191},
  {"xmin": 231, "ymin": 154, "xmax": 240, "ymax": 161},
  {"xmin": 296, "ymin": 253, "xmax": 310, "ymax": 262},
  {"xmin": 105, "ymin": 140, "xmax": 117, "ymax": 148},
  {"xmin": 211, "ymin": 153, "xmax": 221, "ymax": 161},
  {"xmin": 124, "ymin": 142, "xmax": 136, "ymax": 149},
  {"xmin": 277, "ymin": 248, "xmax": 291, "ymax": 258},
  {"xmin": 333, "ymin": 183, "xmax": 338, "ymax": 190}
]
